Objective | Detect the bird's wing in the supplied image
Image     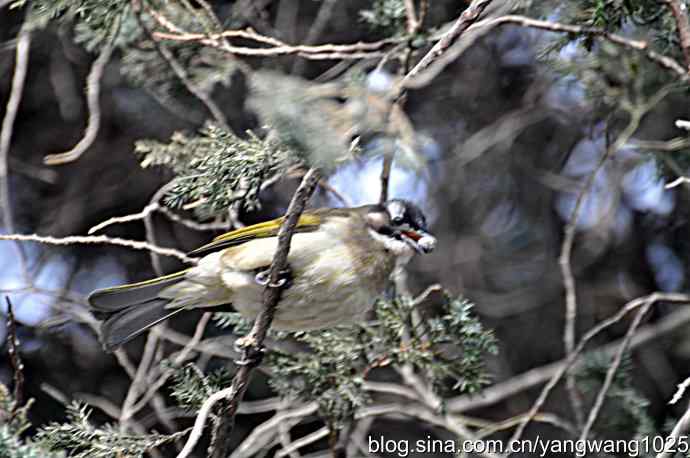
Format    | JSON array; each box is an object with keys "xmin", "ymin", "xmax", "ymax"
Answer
[{"xmin": 187, "ymin": 213, "xmax": 322, "ymax": 257}]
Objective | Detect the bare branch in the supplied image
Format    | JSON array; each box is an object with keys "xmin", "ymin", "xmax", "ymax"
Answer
[
  {"xmin": 397, "ymin": 0, "xmax": 494, "ymax": 98},
  {"xmin": 665, "ymin": 176, "xmax": 690, "ymax": 189},
  {"xmin": 560, "ymin": 113, "xmax": 643, "ymax": 429},
  {"xmin": 0, "ymin": 233, "xmax": 196, "ymax": 264},
  {"xmin": 379, "ymin": 154, "xmax": 393, "ymax": 204},
  {"xmin": 670, "ymin": 376, "xmax": 690, "ymax": 404},
  {"xmin": 134, "ymin": 0, "xmax": 231, "ymax": 131},
  {"xmin": 405, "ymin": 14, "xmax": 690, "ymax": 91},
  {"xmin": 277, "ymin": 426, "xmax": 329, "ymax": 458},
  {"xmin": 291, "ymin": 0, "xmax": 338, "ymax": 75},
  {"xmin": 153, "ymin": 29, "xmax": 399, "ymax": 59},
  {"xmin": 578, "ymin": 295, "xmax": 655, "ymax": 441},
  {"xmin": 0, "ymin": 21, "xmax": 31, "ymax": 281},
  {"xmin": 230, "ymin": 403, "xmax": 319, "ymax": 458},
  {"xmin": 505, "ymin": 292, "xmax": 690, "ymax": 449},
  {"xmin": 127, "ymin": 313, "xmax": 213, "ymax": 418},
  {"xmin": 43, "ymin": 16, "xmax": 120, "ymax": 165},
  {"xmin": 658, "ymin": 401, "xmax": 690, "ymax": 458}
]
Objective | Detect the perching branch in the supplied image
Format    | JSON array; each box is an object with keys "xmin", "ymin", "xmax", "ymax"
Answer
[{"xmin": 175, "ymin": 168, "xmax": 321, "ymax": 458}]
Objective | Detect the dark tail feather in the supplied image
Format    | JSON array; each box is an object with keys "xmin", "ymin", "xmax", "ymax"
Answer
[
  {"xmin": 88, "ymin": 270, "xmax": 188, "ymax": 351},
  {"xmin": 100, "ymin": 298, "xmax": 185, "ymax": 351},
  {"xmin": 88, "ymin": 270, "xmax": 187, "ymax": 312}
]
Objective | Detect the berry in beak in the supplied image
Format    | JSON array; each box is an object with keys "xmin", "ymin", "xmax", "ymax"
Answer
[{"xmin": 401, "ymin": 230, "xmax": 436, "ymax": 254}]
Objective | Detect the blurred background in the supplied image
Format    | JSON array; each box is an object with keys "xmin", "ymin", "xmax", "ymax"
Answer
[{"xmin": 2, "ymin": 0, "xmax": 690, "ymax": 456}]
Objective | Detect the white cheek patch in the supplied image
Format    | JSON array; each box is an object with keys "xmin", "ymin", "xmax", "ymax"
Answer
[{"xmin": 368, "ymin": 229, "xmax": 415, "ymax": 257}]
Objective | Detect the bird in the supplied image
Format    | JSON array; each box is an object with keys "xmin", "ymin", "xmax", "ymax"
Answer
[{"xmin": 88, "ymin": 199, "xmax": 436, "ymax": 351}]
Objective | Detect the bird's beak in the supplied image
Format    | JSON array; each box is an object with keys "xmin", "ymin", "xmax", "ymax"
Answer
[{"xmin": 401, "ymin": 229, "xmax": 436, "ymax": 254}]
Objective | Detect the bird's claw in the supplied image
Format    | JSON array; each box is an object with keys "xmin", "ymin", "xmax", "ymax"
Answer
[{"xmin": 254, "ymin": 266, "xmax": 292, "ymax": 289}]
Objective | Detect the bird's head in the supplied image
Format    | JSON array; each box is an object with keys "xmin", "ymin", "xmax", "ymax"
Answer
[{"xmin": 365, "ymin": 199, "xmax": 436, "ymax": 256}]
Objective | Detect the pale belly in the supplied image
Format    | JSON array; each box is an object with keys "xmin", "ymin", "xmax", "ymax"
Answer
[
  {"xmin": 222, "ymin": 249, "xmax": 382, "ymax": 331},
  {"xmin": 168, "ymin": 221, "xmax": 396, "ymax": 331}
]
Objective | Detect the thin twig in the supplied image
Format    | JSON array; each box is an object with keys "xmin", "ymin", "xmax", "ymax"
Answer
[
  {"xmin": 405, "ymin": 14, "xmax": 690, "ymax": 91},
  {"xmin": 0, "ymin": 233, "xmax": 196, "ymax": 264},
  {"xmin": 134, "ymin": 0, "xmax": 230, "ymax": 131},
  {"xmin": 277, "ymin": 426, "xmax": 329, "ymax": 458},
  {"xmin": 664, "ymin": 0, "xmax": 690, "ymax": 70},
  {"xmin": 230, "ymin": 403, "xmax": 320, "ymax": 458},
  {"xmin": 578, "ymin": 295, "xmax": 655, "ymax": 441},
  {"xmin": 291, "ymin": 0, "xmax": 338, "ymax": 75},
  {"xmin": 128, "ymin": 313, "xmax": 213, "ymax": 417},
  {"xmin": 443, "ymin": 294, "xmax": 690, "ymax": 412},
  {"xmin": 0, "ymin": 21, "xmax": 31, "ymax": 282},
  {"xmin": 559, "ymin": 88, "xmax": 668, "ymax": 433},
  {"xmin": 88, "ymin": 205, "xmax": 159, "ymax": 234},
  {"xmin": 665, "ymin": 176, "xmax": 690, "ymax": 189},
  {"xmin": 379, "ymin": 154, "xmax": 393, "ymax": 204},
  {"xmin": 153, "ymin": 29, "xmax": 400, "ymax": 58},
  {"xmin": 505, "ymin": 292, "xmax": 690, "ymax": 450},
  {"xmin": 5, "ymin": 297, "xmax": 25, "ymax": 417},
  {"xmin": 670, "ymin": 376, "xmax": 690, "ymax": 404},
  {"xmin": 657, "ymin": 401, "xmax": 690, "ymax": 458},
  {"xmin": 396, "ymin": 0, "xmax": 494, "ymax": 99},
  {"xmin": 43, "ymin": 16, "xmax": 120, "ymax": 165},
  {"xmin": 157, "ymin": 206, "xmax": 231, "ymax": 231}
]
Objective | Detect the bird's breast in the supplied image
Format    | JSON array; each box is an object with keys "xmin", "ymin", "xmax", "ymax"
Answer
[{"xmin": 225, "ymin": 224, "xmax": 396, "ymax": 331}]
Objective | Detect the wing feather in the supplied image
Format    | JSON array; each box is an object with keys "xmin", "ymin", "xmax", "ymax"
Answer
[{"xmin": 187, "ymin": 214, "xmax": 321, "ymax": 257}]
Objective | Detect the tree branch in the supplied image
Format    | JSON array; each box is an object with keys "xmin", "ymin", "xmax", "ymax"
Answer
[
  {"xmin": 578, "ymin": 295, "xmax": 655, "ymax": 441},
  {"xmin": 657, "ymin": 401, "xmax": 690, "ymax": 458},
  {"xmin": 175, "ymin": 168, "xmax": 321, "ymax": 458},
  {"xmin": 504, "ymin": 292, "xmax": 690, "ymax": 450},
  {"xmin": 404, "ymin": 14, "xmax": 690, "ymax": 91},
  {"xmin": 133, "ymin": 0, "xmax": 231, "ymax": 131},
  {"xmin": 0, "ymin": 20, "xmax": 31, "ymax": 282},
  {"xmin": 396, "ymin": 0, "xmax": 494, "ymax": 99},
  {"xmin": 0, "ymin": 233, "xmax": 196, "ymax": 264},
  {"xmin": 43, "ymin": 15, "xmax": 120, "ymax": 165}
]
